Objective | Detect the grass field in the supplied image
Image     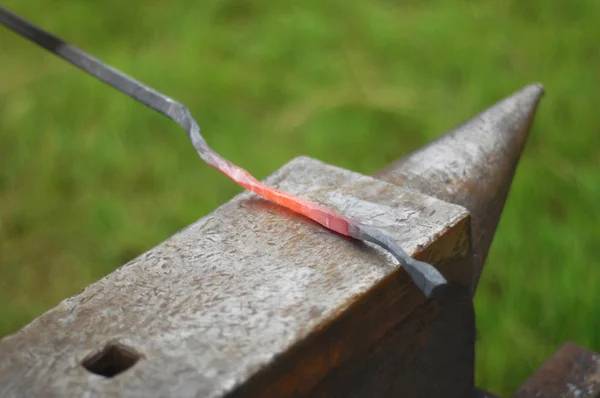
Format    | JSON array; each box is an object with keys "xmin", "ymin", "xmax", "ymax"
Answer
[{"xmin": 1, "ymin": 0, "xmax": 599, "ymax": 395}]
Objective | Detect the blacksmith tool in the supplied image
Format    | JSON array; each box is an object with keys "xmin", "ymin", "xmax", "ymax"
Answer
[{"xmin": 0, "ymin": 7, "xmax": 447, "ymax": 297}]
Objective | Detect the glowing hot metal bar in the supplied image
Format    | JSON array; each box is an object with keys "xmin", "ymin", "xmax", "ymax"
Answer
[{"xmin": 0, "ymin": 6, "xmax": 447, "ymax": 297}]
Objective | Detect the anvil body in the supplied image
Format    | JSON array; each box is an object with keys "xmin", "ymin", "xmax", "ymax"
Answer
[{"xmin": 0, "ymin": 83, "xmax": 544, "ymax": 397}]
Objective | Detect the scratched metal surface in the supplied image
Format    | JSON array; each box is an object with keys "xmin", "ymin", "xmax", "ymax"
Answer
[
  {"xmin": 511, "ymin": 342, "xmax": 600, "ymax": 398},
  {"xmin": 374, "ymin": 83, "xmax": 545, "ymax": 294},
  {"xmin": 0, "ymin": 157, "xmax": 469, "ymax": 398}
]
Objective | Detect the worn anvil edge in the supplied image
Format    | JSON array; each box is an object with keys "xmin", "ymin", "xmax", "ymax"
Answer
[{"xmin": 228, "ymin": 221, "xmax": 473, "ymax": 398}]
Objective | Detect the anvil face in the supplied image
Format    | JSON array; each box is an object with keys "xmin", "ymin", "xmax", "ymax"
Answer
[
  {"xmin": 267, "ymin": 157, "xmax": 471, "ymax": 267},
  {"xmin": 0, "ymin": 156, "xmax": 472, "ymax": 398}
]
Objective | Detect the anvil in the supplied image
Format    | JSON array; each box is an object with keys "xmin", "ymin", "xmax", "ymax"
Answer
[{"xmin": 0, "ymin": 6, "xmax": 545, "ymax": 398}]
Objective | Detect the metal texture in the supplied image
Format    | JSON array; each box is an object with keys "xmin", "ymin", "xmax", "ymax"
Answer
[
  {"xmin": 374, "ymin": 83, "xmax": 545, "ymax": 294},
  {"xmin": 511, "ymin": 342, "xmax": 600, "ymax": 398},
  {"xmin": 0, "ymin": 6, "xmax": 447, "ymax": 297},
  {"xmin": 0, "ymin": 157, "xmax": 472, "ymax": 398}
]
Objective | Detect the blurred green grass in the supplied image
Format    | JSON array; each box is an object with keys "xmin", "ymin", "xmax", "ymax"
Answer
[{"xmin": 1, "ymin": 0, "xmax": 599, "ymax": 395}]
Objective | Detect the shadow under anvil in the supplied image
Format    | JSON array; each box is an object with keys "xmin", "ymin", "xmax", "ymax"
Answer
[
  {"xmin": 374, "ymin": 84, "xmax": 545, "ymax": 295},
  {"xmin": 304, "ymin": 282, "xmax": 475, "ymax": 398}
]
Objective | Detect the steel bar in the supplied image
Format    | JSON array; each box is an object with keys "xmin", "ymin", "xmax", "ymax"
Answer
[{"xmin": 0, "ymin": 5, "xmax": 446, "ymax": 298}]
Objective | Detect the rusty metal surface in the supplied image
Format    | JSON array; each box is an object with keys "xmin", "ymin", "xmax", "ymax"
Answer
[
  {"xmin": 0, "ymin": 157, "xmax": 471, "ymax": 398},
  {"xmin": 511, "ymin": 341, "xmax": 600, "ymax": 398},
  {"xmin": 374, "ymin": 83, "xmax": 545, "ymax": 294}
]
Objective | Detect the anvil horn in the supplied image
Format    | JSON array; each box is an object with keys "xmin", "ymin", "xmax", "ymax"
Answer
[{"xmin": 374, "ymin": 83, "xmax": 545, "ymax": 294}]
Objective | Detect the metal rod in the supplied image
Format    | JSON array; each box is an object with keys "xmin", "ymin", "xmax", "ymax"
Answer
[{"xmin": 0, "ymin": 6, "xmax": 447, "ymax": 297}]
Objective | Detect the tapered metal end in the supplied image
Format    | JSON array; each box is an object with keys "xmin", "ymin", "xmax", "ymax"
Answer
[{"xmin": 374, "ymin": 83, "xmax": 545, "ymax": 294}]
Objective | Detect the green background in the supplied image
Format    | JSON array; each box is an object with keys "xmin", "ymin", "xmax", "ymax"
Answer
[{"xmin": 1, "ymin": 1, "xmax": 599, "ymax": 395}]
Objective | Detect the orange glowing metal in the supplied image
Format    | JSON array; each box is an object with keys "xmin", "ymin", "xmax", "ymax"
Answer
[{"xmin": 214, "ymin": 158, "xmax": 352, "ymax": 236}]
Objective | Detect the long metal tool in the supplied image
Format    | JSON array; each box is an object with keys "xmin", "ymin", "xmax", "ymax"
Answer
[{"xmin": 0, "ymin": 6, "xmax": 447, "ymax": 297}]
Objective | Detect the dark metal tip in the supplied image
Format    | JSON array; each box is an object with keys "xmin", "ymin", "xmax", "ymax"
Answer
[{"xmin": 374, "ymin": 83, "xmax": 545, "ymax": 295}]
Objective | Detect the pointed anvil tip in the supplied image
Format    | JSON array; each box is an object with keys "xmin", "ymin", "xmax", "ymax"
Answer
[{"xmin": 374, "ymin": 83, "xmax": 545, "ymax": 294}]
